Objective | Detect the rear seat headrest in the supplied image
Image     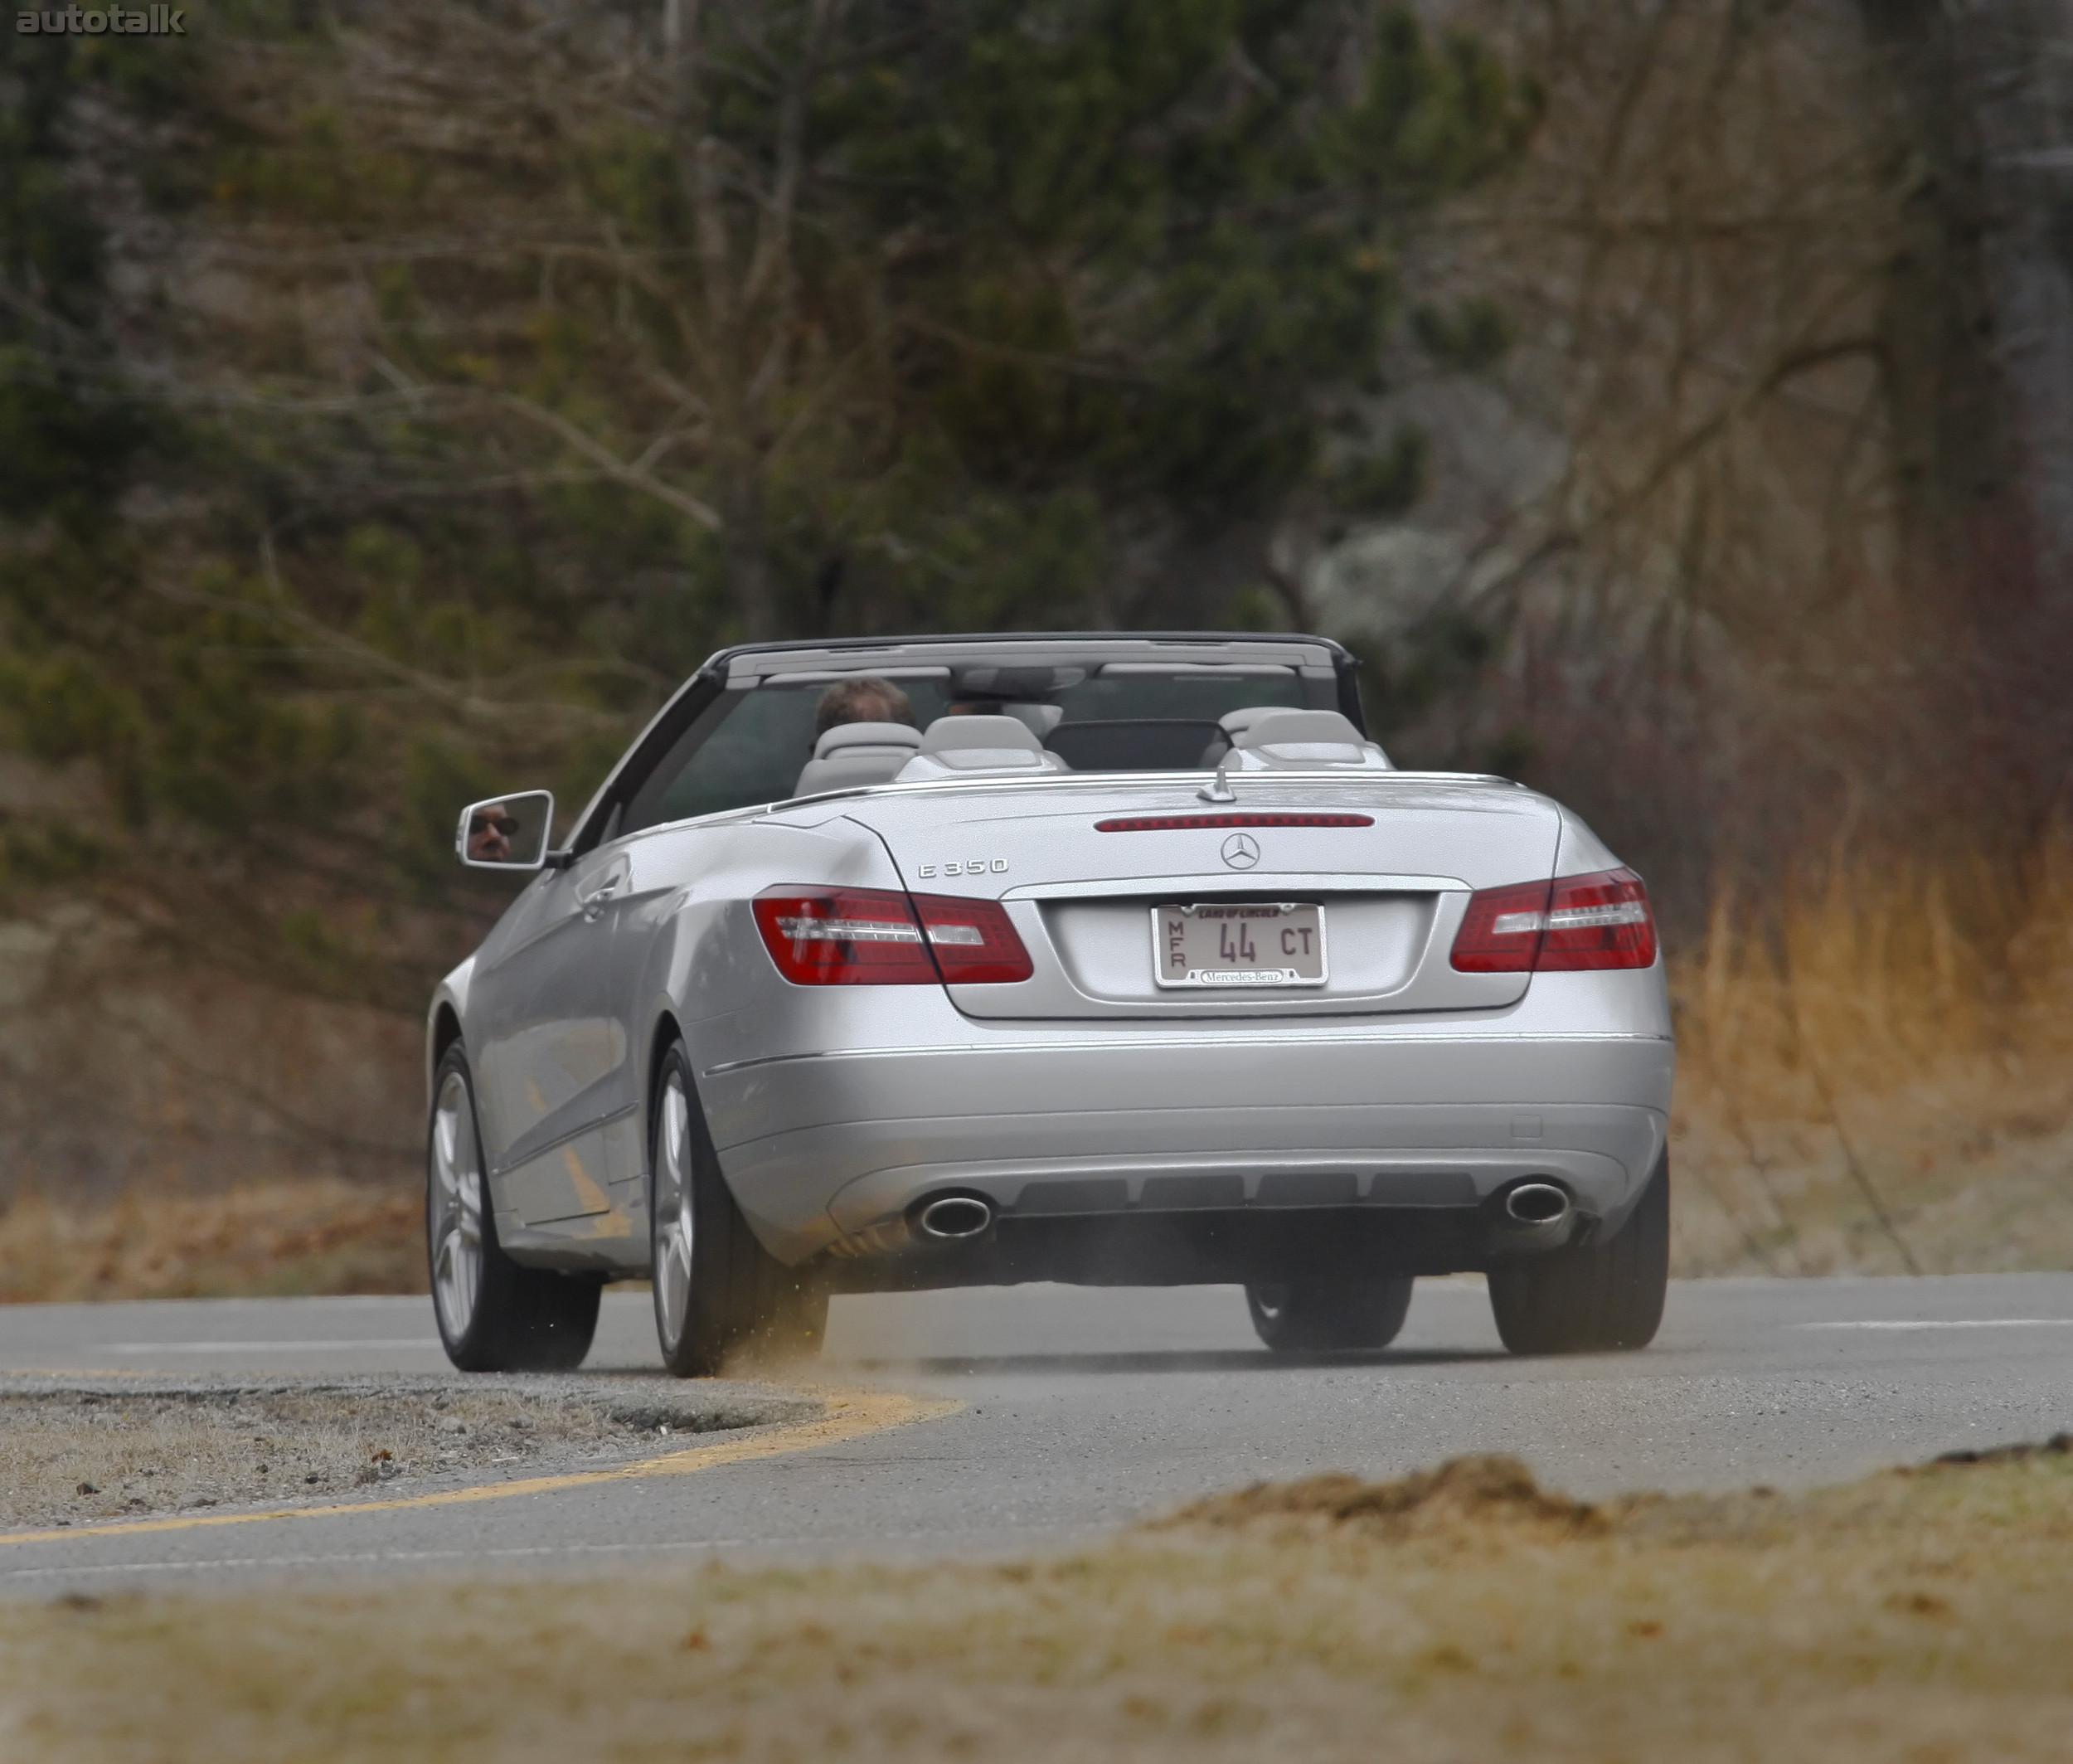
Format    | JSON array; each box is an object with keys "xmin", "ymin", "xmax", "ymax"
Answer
[
  {"xmin": 1231, "ymin": 710, "xmax": 1366, "ymax": 749},
  {"xmin": 917, "ymin": 715, "xmax": 1043, "ymax": 756},
  {"xmin": 813, "ymin": 720, "xmax": 922, "ymax": 759},
  {"xmin": 896, "ymin": 713, "xmax": 1067, "ymax": 779},
  {"xmin": 1231, "ymin": 709, "xmax": 1390, "ymax": 769}
]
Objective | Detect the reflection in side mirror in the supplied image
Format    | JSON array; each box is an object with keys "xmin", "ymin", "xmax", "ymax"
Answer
[{"xmin": 455, "ymin": 790, "xmax": 555, "ymax": 871}]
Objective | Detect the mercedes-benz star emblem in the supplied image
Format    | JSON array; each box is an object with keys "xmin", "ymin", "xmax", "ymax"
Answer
[{"xmin": 1220, "ymin": 832, "xmax": 1261, "ymax": 870}]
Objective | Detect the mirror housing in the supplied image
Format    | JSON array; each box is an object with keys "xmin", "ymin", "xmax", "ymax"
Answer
[{"xmin": 455, "ymin": 790, "xmax": 556, "ymax": 872}]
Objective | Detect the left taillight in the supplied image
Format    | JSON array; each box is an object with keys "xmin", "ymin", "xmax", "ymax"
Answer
[
  {"xmin": 752, "ymin": 887, "xmax": 1033, "ymax": 986},
  {"xmin": 1449, "ymin": 867, "xmax": 1658, "ymax": 973},
  {"xmin": 754, "ymin": 887, "xmax": 937, "ymax": 985}
]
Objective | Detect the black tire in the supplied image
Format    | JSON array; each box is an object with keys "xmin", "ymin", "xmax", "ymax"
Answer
[
  {"xmin": 425, "ymin": 1044, "xmax": 602, "ymax": 1373},
  {"xmin": 1245, "ymin": 1276, "xmax": 1415, "ymax": 1353},
  {"xmin": 1488, "ymin": 1154, "xmax": 1670, "ymax": 1355},
  {"xmin": 649, "ymin": 1039, "xmax": 827, "ymax": 1378}
]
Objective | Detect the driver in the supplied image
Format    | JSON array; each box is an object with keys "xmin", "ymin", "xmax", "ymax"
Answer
[
  {"xmin": 467, "ymin": 804, "xmax": 519, "ymax": 863},
  {"xmin": 813, "ymin": 677, "xmax": 916, "ymax": 743}
]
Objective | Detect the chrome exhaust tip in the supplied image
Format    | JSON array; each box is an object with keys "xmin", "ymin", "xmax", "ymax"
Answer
[
  {"xmin": 1504, "ymin": 1181, "xmax": 1572, "ymax": 1227},
  {"xmin": 916, "ymin": 1196, "xmax": 993, "ymax": 1241}
]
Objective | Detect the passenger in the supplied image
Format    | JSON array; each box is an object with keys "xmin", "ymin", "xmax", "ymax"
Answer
[{"xmin": 813, "ymin": 677, "xmax": 916, "ymax": 743}]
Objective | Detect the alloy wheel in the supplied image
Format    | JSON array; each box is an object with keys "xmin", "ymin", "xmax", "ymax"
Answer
[
  {"xmin": 653, "ymin": 1072, "xmax": 697, "ymax": 1350},
  {"xmin": 429, "ymin": 1068, "xmax": 484, "ymax": 1339}
]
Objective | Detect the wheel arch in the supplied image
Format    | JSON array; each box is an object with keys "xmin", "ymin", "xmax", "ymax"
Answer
[
  {"xmin": 645, "ymin": 1008, "xmax": 687, "ymax": 1144},
  {"xmin": 429, "ymin": 1001, "xmax": 464, "ymax": 1101}
]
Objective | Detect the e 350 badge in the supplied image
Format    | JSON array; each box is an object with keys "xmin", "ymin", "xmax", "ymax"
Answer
[{"xmin": 915, "ymin": 858, "xmax": 1008, "ymax": 879}]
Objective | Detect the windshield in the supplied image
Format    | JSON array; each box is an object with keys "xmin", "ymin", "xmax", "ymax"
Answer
[{"xmin": 620, "ymin": 663, "xmax": 1318, "ymax": 833}]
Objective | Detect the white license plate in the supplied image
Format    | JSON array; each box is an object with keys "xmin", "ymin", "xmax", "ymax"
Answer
[{"xmin": 1150, "ymin": 902, "xmax": 1327, "ymax": 989}]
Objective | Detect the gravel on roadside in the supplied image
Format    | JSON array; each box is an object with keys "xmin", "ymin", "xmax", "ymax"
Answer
[{"xmin": 0, "ymin": 1375, "xmax": 818, "ymax": 1531}]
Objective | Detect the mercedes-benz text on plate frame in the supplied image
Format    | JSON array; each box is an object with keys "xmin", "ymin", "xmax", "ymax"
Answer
[{"xmin": 1153, "ymin": 902, "xmax": 1328, "ymax": 988}]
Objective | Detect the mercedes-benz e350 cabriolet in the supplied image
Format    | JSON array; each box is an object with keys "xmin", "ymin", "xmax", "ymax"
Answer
[{"xmin": 425, "ymin": 632, "xmax": 1673, "ymax": 1374}]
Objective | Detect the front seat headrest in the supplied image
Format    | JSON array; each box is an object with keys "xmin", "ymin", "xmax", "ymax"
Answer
[{"xmin": 795, "ymin": 721, "xmax": 926, "ymax": 797}]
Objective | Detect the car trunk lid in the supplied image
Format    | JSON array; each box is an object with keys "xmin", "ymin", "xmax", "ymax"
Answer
[{"xmin": 827, "ymin": 774, "xmax": 1561, "ymax": 1018}]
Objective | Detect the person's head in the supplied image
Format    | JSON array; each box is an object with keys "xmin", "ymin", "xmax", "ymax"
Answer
[
  {"xmin": 467, "ymin": 802, "xmax": 517, "ymax": 863},
  {"xmin": 813, "ymin": 677, "xmax": 915, "ymax": 741}
]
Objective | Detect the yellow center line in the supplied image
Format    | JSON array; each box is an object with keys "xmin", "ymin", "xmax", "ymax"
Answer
[{"xmin": 0, "ymin": 1387, "xmax": 960, "ymax": 1549}]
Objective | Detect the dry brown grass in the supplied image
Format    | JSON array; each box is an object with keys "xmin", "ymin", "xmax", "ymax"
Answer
[
  {"xmin": 1670, "ymin": 839, "xmax": 2073, "ymax": 1276},
  {"xmin": 5, "ymin": 1446, "xmax": 2073, "ymax": 1761},
  {"xmin": 0, "ymin": 1181, "xmax": 424, "ymax": 1303}
]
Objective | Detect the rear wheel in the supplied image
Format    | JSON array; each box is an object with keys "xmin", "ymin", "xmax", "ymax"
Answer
[
  {"xmin": 1488, "ymin": 1154, "xmax": 1670, "ymax": 1355},
  {"xmin": 650, "ymin": 1040, "xmax": 827, "ymax": 1378},
  {"xmin": 1245, "ymin": 1276, "xmax": 1415, "ymax": 1353},
  {"xmin": 426, "ymin": 1045, "xmax": 601, "ymax": 1372}
]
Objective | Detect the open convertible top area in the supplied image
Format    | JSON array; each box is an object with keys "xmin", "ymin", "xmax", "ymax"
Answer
[{"xmin": 561, "ymin": 632, "xmax": 1377, "ymax": 846}]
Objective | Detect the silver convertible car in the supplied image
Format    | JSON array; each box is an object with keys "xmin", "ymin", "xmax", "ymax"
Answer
[{"xmin": 425, "ymin": 632, "xmax": 1673, "ymax": 1374}]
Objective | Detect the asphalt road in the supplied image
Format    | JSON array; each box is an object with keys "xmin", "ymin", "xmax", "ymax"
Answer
[{"xmin": 2, "ymin": 1273, "xmax": 2071, "ymax": 1594}]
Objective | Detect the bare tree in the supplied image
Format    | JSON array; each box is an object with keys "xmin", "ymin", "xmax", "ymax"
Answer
[
  {"xmin": 1857, "ymin": 0, "xmax": 2036, "ymax": 604},
  {"xmin": 1347, "ymin": 0, "xmax": 2071, "ymax": 892}
]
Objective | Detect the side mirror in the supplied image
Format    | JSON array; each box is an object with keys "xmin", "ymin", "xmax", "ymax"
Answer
[{"xmin": 456, "ymin": 790, "xmax": 556, "ymax": 871}]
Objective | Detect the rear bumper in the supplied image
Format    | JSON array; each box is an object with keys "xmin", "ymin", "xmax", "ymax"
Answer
[{"xmin": 702, "ymin": 1020, "xmax": 1672, "ymax": 1272}]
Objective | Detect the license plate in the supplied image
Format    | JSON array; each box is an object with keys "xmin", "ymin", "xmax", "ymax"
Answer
[{"xmin": 1150, "ymin": 902, "xmax": 1327, "ymax": 989}]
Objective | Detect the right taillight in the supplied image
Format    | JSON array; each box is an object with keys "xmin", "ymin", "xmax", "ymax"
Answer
[
  {"xmin": 752, "ymin": 886, "xmax": 1035, "ymax": 985},
  {"xmin": 1449, "ymin": 867, "xmax": 1657, "ymax": 973},
  {"xmin": 1539, "ymin": 867, "xmax": 1657, "ymax": 969}
]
